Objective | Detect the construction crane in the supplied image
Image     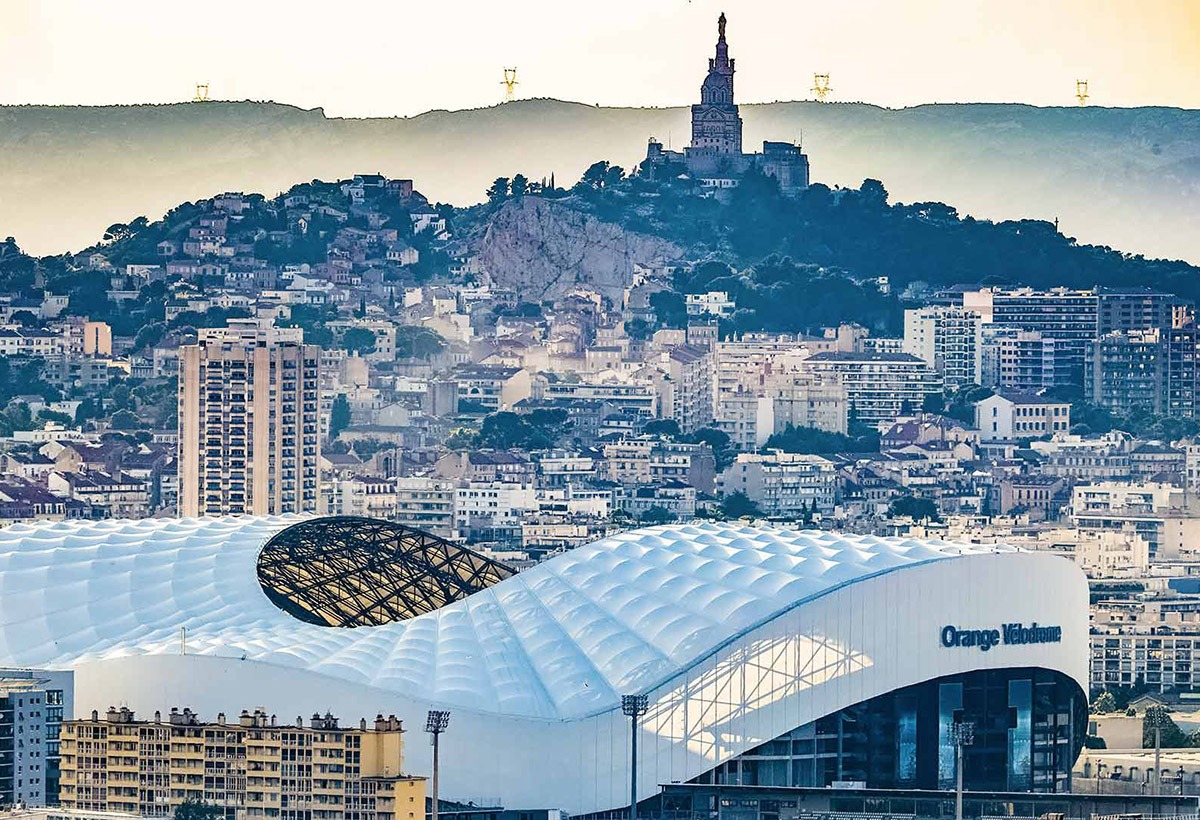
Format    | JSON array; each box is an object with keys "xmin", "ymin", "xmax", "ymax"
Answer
[
  {"xmin": 1075, "ymin": 80, "xmax": 1089, "ymax": 107},
  {"xmin": 193, "ymin": 83, "xmax": 210, "ymax": 102},
  {"xmin": 812, "ymin": 73, "xmax": 832, "ymax": 102},
  {"xmin": 501, "ymin": 68, "xmax": 519, "ymax": 102}
]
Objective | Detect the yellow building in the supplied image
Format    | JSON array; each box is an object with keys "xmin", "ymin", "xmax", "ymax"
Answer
[{"xmin": 59, "ymin": 707, "xmax": 425, "ymax": 820}]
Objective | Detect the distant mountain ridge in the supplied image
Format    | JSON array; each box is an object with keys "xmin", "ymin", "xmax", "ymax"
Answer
[{"xmin": 1, "ymin": 98, "xmax": 1198, "ymax": 261}]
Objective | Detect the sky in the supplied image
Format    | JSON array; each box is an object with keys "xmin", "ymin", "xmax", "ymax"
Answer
[{"xmin": 2, "ymin": 0, "xmax": 1199, "ymax": 116}]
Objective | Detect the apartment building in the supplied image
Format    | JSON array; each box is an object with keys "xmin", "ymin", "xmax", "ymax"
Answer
[
  {"xmin": 0, "ymin": 669, "xmax": 73, "ymax": 808},
  {"xmin": 717, "ymin": 451, "xmax": 838, "ymax": 517},
  {"xmin": 600, "ymin": 438, "xmax": 716, "ymax": 493},
  {"xmin": 58, "ymin": 708, "xmax": 424, "ymax": 820},
  {"xmin": 1085, "ymin": 327, "xmax": 1199, "ymax": 417},
  {"xmin": 979, "ymin": 327, "xmax": 1060, "ymax": 392},
  {"xmin": 1070, "ymin": 481, "xmax": 1200, "ymax": 561},
  {"xmin": 178, "ymin": 333, "xmax": 321, "ymax": 516},
  {"xmin": 1091, "ymin": 599, "xmax": 1200, "ymax": 693},
  {"xmin": 798, "ymin": 352, "xmax": 941, "ymax": 426},
  {"xmin": 392, "ymin": 477, "xmax": 456, "ymax": 537},
  {"xmin": 664, "ymin": 345, "xmax": 715, "ymax": 435},
  {"xmin": 903, "ymin": 306, "xmax": 983, "ymax": 389},
  {"xmin": 963, "ymin": 287, "xmax": 1098, "ymax": 385}
]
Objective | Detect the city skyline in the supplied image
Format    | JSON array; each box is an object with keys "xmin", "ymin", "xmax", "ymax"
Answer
[{"xmin": 3, "ymin": 0, "xmax": 1199, "ymax": 116}]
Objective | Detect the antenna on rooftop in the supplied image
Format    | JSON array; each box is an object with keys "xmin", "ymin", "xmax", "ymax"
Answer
[
  {"xmin": 1075, "ymin": 79, "xmax": 1089, "ymax": 107},
  {"xmin": 812, "ymin": 73, "xmax": 832, "ymax": 102},
  {"xmin": 501, "ymin": 68, "xmax": 519, "ymax": 102},
  {"xmin": 193, "ymin": 83, "xmax": 210, "ymax": 102}
]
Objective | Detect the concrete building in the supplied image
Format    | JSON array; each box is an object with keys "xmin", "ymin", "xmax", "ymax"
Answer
[
  {"xmin": 664, "ymin": 345, "xmax": 715, "ymax": 435},
  {"xmin": 392, "ymin": 477, "xmax": 456, "ymax": 538},
  {"xmin": 975, "ymin": 389, "xmax": 1071, "ymax": 442},
  {"xmin": 963, "ymin": 287, "xmax": 1098, "ymax": 386},
  {"xmin": 454, "ymin": 482, "xmax": 537, "ymax": 545},
  {"xmin": 1034, "ymin": 432, "xmax": 1135, "ymax": 483},
  {"xmin": 59, "ymin": 708, "xmax": 424, "ymax": 820},
  {"xmin": 718, "ymin": 451, "xmax": 838, "ymax": 516},
  {"xmin": 799, "ymin": 352, "xmax": 941, "ymax": 426},
  {"xmin": 1070, "ymin": 481, "xmax": 1200, "ymax": 561},
  {"xmin": 903, "ymin": 306, "xmax": 983, "ymax": 389},
  {"xmin": 1085, "ymin": 327, "xmax": 1199, "ymax": 417},
  {"xmin": 80, "ymin": 322, "xmax": 111, "ymax": 358},
  {"xmin": 450, "ymin": 365, "xmax": 532, "ymax": 412},
  {"xmin": 1091, "ymin": 599, "xmax": 1200, "ymax": 693},
  {"xmin": 980, "ymin": 327, "xmax": 1060, "ymax": 392},
  {"xmin": 179, "ymin": 334, "xmax": 321, "ymax": 516},
  {"xmin": 0, "ymin": 670, "xmax": 73, "ymax": 808}
]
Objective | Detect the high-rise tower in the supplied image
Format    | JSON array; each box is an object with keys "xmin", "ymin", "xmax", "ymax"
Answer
[
  {"xmin": 179, "ymin": 322, "xmax": 321, "ymax": 517},
  {"xmin": 690, "ymin": 12, "xmax": 743, "ymax": 155}
]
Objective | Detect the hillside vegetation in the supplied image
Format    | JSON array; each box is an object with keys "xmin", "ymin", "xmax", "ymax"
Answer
[{"xmin": 1, "ymin": 99, "xmax": 1198, "ymax": 262}]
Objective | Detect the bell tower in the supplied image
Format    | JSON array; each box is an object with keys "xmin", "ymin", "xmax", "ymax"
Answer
[{"xmin": 689, "ymin": 12, "xmax": 743, "ymax": 156}]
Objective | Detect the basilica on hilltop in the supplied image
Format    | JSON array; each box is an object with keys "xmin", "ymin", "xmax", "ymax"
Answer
[{"xmin": 643, "ymin": 13, "xmax": 810, "ymax": 196}]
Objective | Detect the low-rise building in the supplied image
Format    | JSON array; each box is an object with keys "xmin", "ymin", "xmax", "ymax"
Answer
[{"xmin": 975, "ymin": 389, "xmax": 1071, "ymax": 442}]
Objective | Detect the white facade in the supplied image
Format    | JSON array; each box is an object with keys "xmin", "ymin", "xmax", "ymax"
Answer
[
  {"xmin": 800, "ymin": 352, "xmax": 941, "ymax": 425},
  {"xmin": 0, "ymin": 518, "xmax": 1088, "ymax": 815},
  {"xmin": 718, "ymin": 452, "xmax": 838, "ymax": 516},
  {"xmin": 903, "ymin": 306, "xmax": 983, "ymax": 389},
  {"xmin": 975, "ymin": 392, "xmax": 1071, "ymax": 442}
]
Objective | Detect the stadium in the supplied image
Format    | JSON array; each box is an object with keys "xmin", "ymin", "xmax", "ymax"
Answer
[{"xmin": 0, "ymin": 516, "xmax": 1088, "ymax": 814}]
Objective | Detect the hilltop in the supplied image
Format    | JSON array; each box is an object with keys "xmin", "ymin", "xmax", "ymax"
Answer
[{"xmin": 1, "ymin": 99, "xmax": 1198, "ymax": 262}]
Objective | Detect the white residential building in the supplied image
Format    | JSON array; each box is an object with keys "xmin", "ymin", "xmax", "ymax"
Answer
[
  {"xmin": 903, "ymin": 306, "xmax": 982, "ymax": 389},
  {"xmin": 717, "ymin": 451, "xmax": 838, "ymax": 516},
  {"xmin": 974, "ymin": 389, "xmax": 1071, "ymax": 442},
  {"xmin": 798, "ymin": 352, "xmax": 941, "ymax": 426}
]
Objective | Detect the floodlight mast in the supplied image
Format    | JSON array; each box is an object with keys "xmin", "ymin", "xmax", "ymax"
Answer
[
  {"xmin": 426, "ymin": 711, "xmax": 451, "ymax": 820},
  {"xmin": 950, "ymin": 720, "xmax": 975, "ymax": 820},
  {"xmin": 622, "ymin": 694, "xmax": 649, "ymax": 820}
]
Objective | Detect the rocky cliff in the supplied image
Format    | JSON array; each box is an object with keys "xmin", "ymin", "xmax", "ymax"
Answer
[{"xmin": 474, "ymin": 197, "xmax": 681, "ymax": 302}]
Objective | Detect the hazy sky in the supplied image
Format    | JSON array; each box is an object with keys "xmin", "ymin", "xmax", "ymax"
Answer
[{"xmin": 3, "ymin": 0, "xmax": 1199, "ymax": 116}]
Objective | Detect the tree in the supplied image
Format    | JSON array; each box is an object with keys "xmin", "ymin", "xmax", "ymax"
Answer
[
  {"xmin": 721, "ymin": 491, "xmax": 761, "ymax": 519},
  {"xmin": 395, "ymin": 326, "xmax": 445, "ymax": 359},
  {"xmin": 1091, "ymin": 691, "xmax": 1118, "ymax": 714},
  {"xmin": 1143, "ymin": 707, "xmax": 1192, "ymax": 749},
  {"xmin": 486, "ymin": 177, "xmax": 510, "ymax": 202},
  {"xmin": 37, "ymin": 409, "xmax": 74, "ymax": 427},
  {"xmin": 341, "ymin": 327, "xmax": 377, "ymax": 355},
  {"xmin": 579, "ymin": 161, "xmax": 610, "ymax": 190},
  {"xmin": 888, "ymin": 495, "xmax": 940, "ymax": 522},
  {"xmin": 110, "ymin": 409, "xmax": 143, "ymax": 430},
  {"xmin": 474, "ymin": 410, "xmax": 565, "ymax": 450},
  {"xmin": 649, "ymin": 290, "xmax": 688, "ymax": 329},
  {"xmin": 174, "ymin": 798, "xmax": 224, "ymax": 820},
  {"xmin": 625, "ymin": 319, "xmax": 654, "ymax": 341},
  {"xmin": 686, "ymin": 427, "xmax": 736, "ymax": 471},
  {"xmin": 9, "ymin": 310, "xmax": 39, "ymax": 327},
  {"xmin": 329, "ymin": 395, "xmax": 351, "ymax": 440},
  {"xmin": 642, "ymin": 418, "xmax": 681, "ymax": 438},
  {"xmin": 639, "ymin": 506, "xmax": 677, "ymax": 525},
  {"xmin": 510, "ymin": 174, "xmax": 529, "ymax": 198},
  {"xmin": 134, "ymin": 322, "xmax": 167, "ymax": 352}
]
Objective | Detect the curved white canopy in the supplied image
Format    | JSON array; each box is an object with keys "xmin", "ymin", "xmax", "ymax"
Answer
[{"xmin": 0, "ymin": 516, "xmax": 1013, "ymax": 720}]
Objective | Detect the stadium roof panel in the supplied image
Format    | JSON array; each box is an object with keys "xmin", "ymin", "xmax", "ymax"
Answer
[{"xmin": 0, "ymin": 516, "xmax": 1014, "ymax": 720}]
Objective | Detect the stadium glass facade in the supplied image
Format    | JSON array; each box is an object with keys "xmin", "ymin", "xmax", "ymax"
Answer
[{"xmin": 696, "ymin": 668, "xmax": 1086, "ymax": 793}]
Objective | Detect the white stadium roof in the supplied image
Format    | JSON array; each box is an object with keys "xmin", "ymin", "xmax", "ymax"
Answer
[{"xmin": 0, "ymin": 516, "xmax": 1015, "ymax": 721}]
